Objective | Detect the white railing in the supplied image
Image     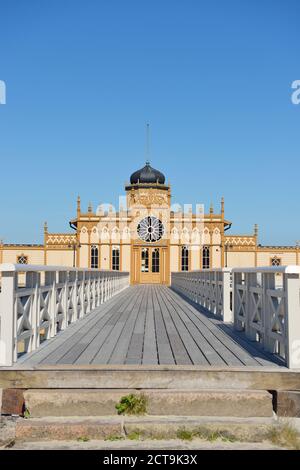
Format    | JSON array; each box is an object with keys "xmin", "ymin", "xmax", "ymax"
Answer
[
  {"xmin": 0, "ymin": 264, "xmax": 130, "ymax": 366},
  {"xmin": 172, "ymin": 266, "xmax": 300, "ymax": 369},
  {"xmin": 171, "ymin": 269, "xmax": 232, "ymax": 322},
  {"xmin": 233, "ymin": 266, "xmax": 300, "ymax": 369}
]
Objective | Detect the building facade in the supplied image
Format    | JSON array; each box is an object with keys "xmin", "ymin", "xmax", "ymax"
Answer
[{"xmin": 1, "ymin": 162, "xmax": 299, "ymax": 284}]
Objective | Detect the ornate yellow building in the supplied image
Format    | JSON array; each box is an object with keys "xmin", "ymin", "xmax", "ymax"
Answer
[{"xmin": 1, "ymin": 162, "xmax": 299, "ymax": 283}]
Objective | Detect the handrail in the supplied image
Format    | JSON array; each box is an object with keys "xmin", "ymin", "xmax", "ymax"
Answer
[
  {"xmin": 171, "ymin": 266, "xmax": 300, "ymax": 369},
  {"xmin": 232, "ymin": 265, "xmax": 300, "ymax": 274},
  {"xmin": 0, "ymin": 264, "xmax": 130, "ymax": 366},
  {"xmin": 233, "ymin": 266, "xmax": 300, "ymax": 369},
  {"xmin": 0, "ymin": 263, "xmax": 121, "ymax": 273},
  {"xmin": 171, "ymin": 269, "xmax": 232, "ymax": 323}
]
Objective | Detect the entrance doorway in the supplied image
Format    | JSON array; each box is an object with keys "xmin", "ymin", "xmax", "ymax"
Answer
[
  {"xmin": 140, "ymin": 247, "xmax": 161, "ymax": 284},
  {"xmin": 131, "ymin": 245, "xmax": 169, "ymax": 284}
]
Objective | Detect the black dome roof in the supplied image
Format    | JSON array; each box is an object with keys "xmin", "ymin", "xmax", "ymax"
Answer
[{"xmin": 130, "ymin": 162, "xmax": 165, "ymax": 185}]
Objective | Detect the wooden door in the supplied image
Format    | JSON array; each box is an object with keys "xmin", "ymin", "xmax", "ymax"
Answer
[{"xmin": 139, "ymin": 247, "xmax": 162, "ymax": 284}]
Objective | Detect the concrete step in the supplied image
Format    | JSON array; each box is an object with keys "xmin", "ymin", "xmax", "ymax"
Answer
[
  {"xmin": 15, "ymin": 415, "xmax": 276, "ymax": 443},
  {"xmin": 23, "ymin": 389, "xmax": 273, "ymax": 418}
]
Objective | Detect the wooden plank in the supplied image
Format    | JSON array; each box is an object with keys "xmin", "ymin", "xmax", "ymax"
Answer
[
  {"xmin": 18, "ymin": 284, "xmax": 281, "ymax": 369},
  {"xmin": 20, "ymin": 289, "xmax": 130, "ymax": 366},
  {"xmin": 157, "ymin": 287, "xmax": 209, "ymax": 365},
  {"xmin": 40, "ymin": 289, "xmax": 133, "ymax": 364},
  {"xmin": 19, "ymin": 304, "xmax": 114, "ymax": 365},
  {"xmin": 218, "ymin": 323, "xmax": 282, "ymax": 367},
  {"xmin": 109, "ymin": 286, "xmax": 147, "ymax": 364},
  {"xmin": 166, "ymin": 288, "xmax": 260, "ymax": 366},
  {"xmin": 161, "ymin": 287, "xmax": 227, "ymax": 366},
  {"xmin": 92, "ymin": 286, "xmax": 146, "ymax": 364},
  {"xmin": 170, "ymin": 288, "xmax": 276, "ymax": 367},
  {"xmin": 166, "ymin": 286, "xmax": 248, "ymax": 366},
  {"xmin": 142, "ymin": 285, "xmax": 158, "ymax": 364},
  {"xmin": 47, "ymin": 292, "xmax": 133, "ymax": 365},
  {"xmin": 155, "ymin": 286, "xmax": 192, "ymax": 365},
  {"xmin": 152, "ymin": 286, "xmax": 175, "ymax": 365},
  {"xmin": 73, "ymin": 288, "xmax": 142, "ymax": 364},
  {"xmin": 126, "ymin": 286, "xmax": 149, "ymax": 364}
]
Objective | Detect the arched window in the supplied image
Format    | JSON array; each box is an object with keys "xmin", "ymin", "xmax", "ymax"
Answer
[
  {"xmin": 112, "ymin": 246, "xmax": 120, "ymax": 271},
  {"xmin": 141, "ymin": 248, "xmax": 149, "ymax": 272},
  {"xmin": 91, "ymin": 245, "xmax": 99, "ymax": 268},
  {"xmin": 152, "ymin": 248, "xmax": 160, "ymax": 273},
  {"xmin": 202, "ymin": 246, "xmax": 210, "ymax": 269},
  {"xmin": 181, "ymin": 246, "xmax": 189, "ymax": 271}
]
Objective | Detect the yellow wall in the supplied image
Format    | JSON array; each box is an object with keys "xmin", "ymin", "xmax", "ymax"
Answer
[
  {"xmin": 170, "ymin": 245, "xmax": 179, "ymax": 272},
  {"xmin": 122, "ymin": 244, "xmax": 131, "ymax": 272},
  {"xmin": 79, "ymin": 244, "xmax": 88, "ymax": 268},
  {"xmin": 2, "ymin": 244, "xmax": 300, "ymax": 273},
  {"xmin": 101, "ymin": 245, "xmax": 110, "ymax": 269},
  {"xmin": 1, "ymin": 248, "xmax": 44, "ymax": 265},
  {"xmin": 47, "ymin": 250, "xmax": 73, "ymax": 267},
  {"xmin": 212, "ymin": 246, "xmax": 221, "ymax": 268},
  {"xmin": 227, "ymin": 251, "xmax": 256, "ymax": 267},
  {"xmin": 257, "ymin": 251, "xmax": 297, "ymax": 266},
  {"xmin": 191, "ymin": 247, "xmax": 199, "ymax": 270}
]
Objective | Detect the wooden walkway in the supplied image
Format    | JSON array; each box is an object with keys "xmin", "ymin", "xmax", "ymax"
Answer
[{"xmin": 18, "ymin": 286, "xmax": 282, "ymax": 367}]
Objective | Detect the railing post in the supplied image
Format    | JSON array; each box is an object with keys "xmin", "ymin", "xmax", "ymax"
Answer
[
  {"xmin": 106, "ymin": 275, "xmax": 109, "ymax": 300},
  {"xmin": 111, "ymin": 273, "xmax": 114, "ymax": 297},
  {"xmin": 262, "ymin": 272, "xmax": 275, "ymax": 353},
  {"xmin": 233, "ymin": 271, "xmax": 238, "ymax": 329},
  {"xmin": 102, "ymin": 275, "xmax": 105, "ymax": 302},
  {"xmin": 245, "ymin": 272, "xmax": 257, "ymax": 341},
  {"xmin": 71, "ymin": 271, "xmax": 78, "ymax": 322},
  {"xmin": 108, "ymin": 274, "xmax": 112, "ymax": 299},
  {"xmin": 61, "ymin": 271, "xmax": 68, "ymax": 330},
  {"xmin": 48, "ymin": 271, "xmax": 57, "ymax": 337},
  {"xmin": 86, "ymin": 272, "xmax": 91, "ymax": 313},
  {"xmin": 79, "ymin": 270, "xmax": 85, "ymax": 318},
  {"xmin": 31, "ymin": 272, "xmax": 41, "ymax": 352},
  {"xmin": 222, "ymin": 269, "xmax": 232, "ymax": 322},
  {"xmin": 96, "ymin": 272, "xmax": 101, "ymax": 307},
  {"xmin": 0, "ymin": 271, "xmax": 16, "ymax": 366},
  {"xmin": 233, "ymin": 271, "xmax": 245, "ymax": 331},
  {"xmin": 100, "ymin": 273, "xmax": 103, "ymax": 303},
  {"xmin": 285, "ymin": 272, "xmax": 300, "ymax": 369}
]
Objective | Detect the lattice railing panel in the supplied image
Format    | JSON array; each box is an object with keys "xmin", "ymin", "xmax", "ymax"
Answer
[
  {"xmin": 232, "ymin": 266, "xmax": 300, "ymax": 368},
  {"xmin": 171, "ymin": 269, "xmax": 232, "ymax": 323},
  {"xmin": 0, "ymin": 265, "xmax": 130, "ymax": 365}
]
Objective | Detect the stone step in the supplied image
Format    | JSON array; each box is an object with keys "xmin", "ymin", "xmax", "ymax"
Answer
[
  {"xmin": 275, "ymin": 390, "xmax": 300, "ymax": 417},
  {"xmin": 0, "ymin": 366, "xmax": 296, "ymax": 391},
  {"xmin": 15, "ymin": 415, "xmax": 276, "ymax": 442},
  {"xmin": 10, "ymin": 438, "xmax": 283, "ymax": 450},
  {"xmin": 23, "ymin": 389, "xmax": 273, "ymax": 418}
]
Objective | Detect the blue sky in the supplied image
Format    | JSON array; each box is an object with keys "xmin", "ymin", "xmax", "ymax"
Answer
[{"xmin": 0, "ymin": 0, "xmax": 299, "ymax": 245}]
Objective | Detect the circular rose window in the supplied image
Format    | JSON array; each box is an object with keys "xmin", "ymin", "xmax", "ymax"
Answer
[{"xmin": 137, "ymin": 216, "xmax": 164, "ymax": 242}]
